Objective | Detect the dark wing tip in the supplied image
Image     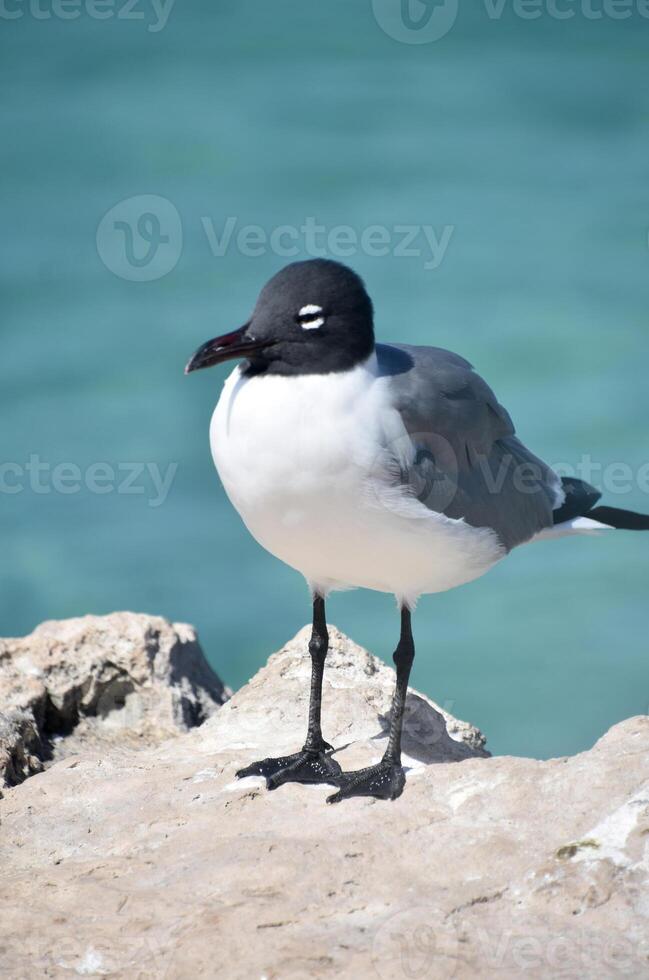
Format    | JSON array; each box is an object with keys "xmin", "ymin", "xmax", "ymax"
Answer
[{"xmin": 553, "ymin": 476, "xmax": 602, "ymax": 525}]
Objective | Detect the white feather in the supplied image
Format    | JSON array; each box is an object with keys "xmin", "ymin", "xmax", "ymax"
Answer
[
  {"xmin": 298, "ymin": 304, "xmax": 325, "ymax": 330},
  {"xmin": 301, "ymin": 317, "xmax": 324, "ymax": 331},
  {"xmin": 533, "ymin": 515, "xmax": 614, "ymax": 542},
  {"xmin": 210, "ymin": 354, "xmax": 505, "ymax": 606}
]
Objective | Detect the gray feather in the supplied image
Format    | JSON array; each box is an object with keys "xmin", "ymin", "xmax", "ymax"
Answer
[{"xmin": 377, "ymin": 343, "xmax": 561, "ymax": 551}]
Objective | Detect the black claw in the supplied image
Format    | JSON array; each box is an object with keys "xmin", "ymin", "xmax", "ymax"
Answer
[
  {"xmin": 326, "ymin": 761, "xmax": 406, "ymax": 804},
  {"xmin": 236, "ymin": 749, "xmax": 341, "ymax": 789},
  {"xmin": 236, "ymin": 755, "xmax": 300, "ymax": 780}
]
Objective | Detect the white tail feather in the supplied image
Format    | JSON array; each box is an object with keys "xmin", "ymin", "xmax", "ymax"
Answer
[{"xmin": 532, "ymin": 515, "xmax": 614, "ymax": 542}]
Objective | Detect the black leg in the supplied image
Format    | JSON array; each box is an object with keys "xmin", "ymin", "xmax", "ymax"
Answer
[
  {"xmin": 302, "ymin": 594, "xmax": 332, "ymax": 753},
  {"xmin": 236, "ymin": 595, "xmax": 341, "ymax": 790},
  {"xmin": 327, "ymin": 606, "xmax": 414, "ymax": 803}
]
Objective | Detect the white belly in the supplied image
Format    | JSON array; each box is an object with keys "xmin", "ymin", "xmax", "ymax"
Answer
[{"xmin": 210, "ymin": 359, "xmax": 504, "ymax": 604}]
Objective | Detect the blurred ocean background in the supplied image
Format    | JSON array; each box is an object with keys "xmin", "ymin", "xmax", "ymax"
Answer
[{"xmin": 2, "ymin": 0, "xmax": 648, "ymax": 759}]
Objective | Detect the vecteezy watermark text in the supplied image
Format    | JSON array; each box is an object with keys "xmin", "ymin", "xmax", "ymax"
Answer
[
  {"xmin": 368, "ymin": 437, "xmax": 649, "ymax": 521},
  {"xmin": 372, "ymin": 0, "xmax": 649, "ymax": 44},
  {"xmin": 0, "ymin": 456, "xmax": 177, "ymax": 508},
  {"xmin": 0, "ymin": 0, "xmax": 175, "ymax": 31},
  {"xmin": 201, "ymin": 216, "xmax": 454, "ymax": 270},
  {"xmin": 95, "ymin": 195, "xmax": 455, "ymax": 282}
]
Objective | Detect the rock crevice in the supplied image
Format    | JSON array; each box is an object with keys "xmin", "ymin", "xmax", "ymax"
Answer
[{"xmin": 0, "ymin": 612, "xmax": 229, "ymax": 788}]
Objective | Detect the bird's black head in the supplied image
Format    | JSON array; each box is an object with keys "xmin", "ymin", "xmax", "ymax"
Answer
[{"xmin": 185, "ymin": 259, "xmax": 375, "ymax": 377}]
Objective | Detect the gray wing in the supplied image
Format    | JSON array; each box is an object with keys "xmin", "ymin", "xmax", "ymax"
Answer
[{"xmin": 376, "ymin": 343, "xmax": 562, "ymax": 551}]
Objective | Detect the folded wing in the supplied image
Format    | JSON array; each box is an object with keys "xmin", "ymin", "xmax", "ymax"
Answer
[{"xmin": 377, "ymin": 343, "xmax": 563, "ymax": 551}]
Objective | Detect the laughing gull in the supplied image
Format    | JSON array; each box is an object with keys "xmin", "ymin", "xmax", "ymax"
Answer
[{"xmin": 186, "ymin": 258, "xmax": 649, "ymax": 803}]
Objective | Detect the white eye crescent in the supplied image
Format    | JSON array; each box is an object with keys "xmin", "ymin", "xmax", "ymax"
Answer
[{"xmin": 297, "ymin": 304, "xmax": 325, "ymax": 330}]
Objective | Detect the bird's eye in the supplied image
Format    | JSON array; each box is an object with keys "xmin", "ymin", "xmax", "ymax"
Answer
[{"xmin": 296, "ymin": 304, "xmax": 325, "ymax": 331}]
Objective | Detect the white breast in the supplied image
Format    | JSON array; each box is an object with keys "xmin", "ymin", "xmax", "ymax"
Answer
[{"xmin": 210, "ymin": 355, "xmax": 504, "ymax": 605}]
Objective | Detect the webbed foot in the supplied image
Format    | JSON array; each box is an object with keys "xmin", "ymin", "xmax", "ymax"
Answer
[
  {"xmin": 236, "ymin": 743, "xmax": 341, "ymax": 790},
  {"xmin": 326, "ymin": 760, "xmax": 405, "ymax": 803}
]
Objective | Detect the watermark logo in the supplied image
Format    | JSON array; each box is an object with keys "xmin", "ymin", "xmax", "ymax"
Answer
[
  {"xmin": 366, "ymin": 433, "xmax": 649, "ymax": 524},
  {"xmin": 0, "ymin": 0, "xmax": 175, "ymax": 31},
  {"xmin": 96, "ymin": 194, "xmax": 182, "ymax": 282},
  {"xmin": 483, "ymin": 0, "xmax": 649, "ymax": 21},
  {"xmin": 372, "ymin": 0, "xmax": 649, "ymax": 43},
  {"xmin": 96, "ymin": 200, "xmax": 455, "ymax": 281},
  {"xmin": 372, "ymin": 906, "xmax": 460, "ymax": 979},
  {"xmin": 366, "ymin": 431, "xmax": 461, "ymax": 519},
  {"xmin": 371, "ymin": 0, "xmax": 459, "ymax": 43},
  {"xmin": 0, "ymin": 455, "xmax": 178, "ymax": 508},
  {"xmin": 201, "ymin": 216, "xmax": 454, "ymax": 271}
]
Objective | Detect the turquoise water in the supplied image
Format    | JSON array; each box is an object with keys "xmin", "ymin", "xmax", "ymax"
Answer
[{"xmin": 2, "ymin": 2, "xmax": 648, "ymax": 759}]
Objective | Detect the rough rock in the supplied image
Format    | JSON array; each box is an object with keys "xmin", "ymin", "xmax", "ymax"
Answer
[
  {"xmin": 0, "ymin": 613, "xmax": 229, "ymax": 788},
  {"xmin": 1, "ymin": 618, "xmax": 648, "ymax": 979},
  {"xmin": 215, "ymin": 624, "xmax": 489, "ymax": 765}
]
